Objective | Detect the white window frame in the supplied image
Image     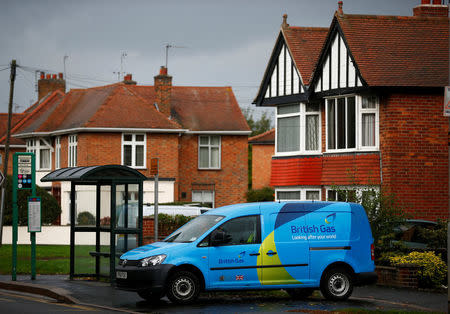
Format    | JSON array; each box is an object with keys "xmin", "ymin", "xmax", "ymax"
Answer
[
  {"xmin": 325, "ymin": 186, "xmax": 380, "ymax": 201},
  {"xmin": 198, "ymin": 135, "xmax": 221, "ymax": 170},
  {"xmin": 55, "ymin": 136, "xmax": 61, "ymax": 169},
  {"xmin": 275, "ymin": 103, "xmax": 321, "ymax": 156},
  {"xmin": 26, "ymin": 138, "xmax": 52, "ymax": 171},
  {"xmin": 192, "ymin": 190, "xmax": 215, "ymax": 208},
  {"xmin": 325, "ymin": 94, "xmax": 379, "ymax": 153},
  {"xmin": 68, "ymin": 134, "xmax": 77, "ymax": 167},
  {"xmin": 275, "ymin": 187, "xmax": 322, "ymax": 201},
  {"xmin": 121, "ymin": 133, "xmax": 147, "ymax": 169}
]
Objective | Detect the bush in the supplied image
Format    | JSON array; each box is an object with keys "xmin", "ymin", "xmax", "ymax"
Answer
[
  {"xmin": 246, "ymin": 187, "xmax": 274, "ymax": 202},
  {"xmin": 77, "ymin": 211, "xmax": 95, "ymax": 225},
  {"xmin": 389, "ymin": 251, "xmax": 447, "ymax": 288},
  {"xmin": 415, "ymin": 219, "xmax": 448, "ymax": 249},
  {"xmin": 3, "ymin": 175, "xmax": 61, "ymax": 226},
  {"xmin": 157, "ymin": 213, "xmax": 193, "ymax": 235}
]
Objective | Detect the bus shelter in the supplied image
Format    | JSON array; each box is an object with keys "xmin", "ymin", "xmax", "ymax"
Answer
[{"xmin": 41, "ymin": 165, "xmax": 146, "ymax": 283}]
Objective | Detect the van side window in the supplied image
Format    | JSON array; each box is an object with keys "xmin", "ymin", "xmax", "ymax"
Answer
[{"xmin": 212, "ymin": 215, "xmax": 261, "ymax": 246}]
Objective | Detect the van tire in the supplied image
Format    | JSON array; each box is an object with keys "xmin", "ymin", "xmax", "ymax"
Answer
[
  {"xmin": 320, "ymin": 268, "xmax": 353, "ymax": 301},
  {"xmin": 166, "ymin": 270, "xmax": 200, "ymax": 304},
  {"xmin": 137, "ymin": 290, "xmax": 163, "ymax": 302},
  {"xmin": 285, "ymin": 288, "xmax": 314, "ymax": 299}
]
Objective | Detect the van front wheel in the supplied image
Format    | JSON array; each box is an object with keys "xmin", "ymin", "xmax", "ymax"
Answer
[
  {"xmin": 320, "ymin": 268, "xmax": 353, "ymax": 301},
  {"xmin": 166, "ymin": 271, "xmax": 200, "ymax": 304}
]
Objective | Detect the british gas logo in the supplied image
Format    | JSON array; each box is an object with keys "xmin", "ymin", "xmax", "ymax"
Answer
[{"xmin": 325, "ymin": 213, "xmax": 336, "ymax": 224}]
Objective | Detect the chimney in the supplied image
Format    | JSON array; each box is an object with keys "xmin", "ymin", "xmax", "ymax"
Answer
[
  {"xmin": 38, "ymin": 72, "xmax": 66, "ymax": 102},
  {"xmin": 123, "ymin": 73, "xmax": 137, "ymax": 85},
  {"xmin": 281, "ymin": 14, "xmax": 289, "ymax": 29},
  {"xmin": 337, "ymin": 1, "xmax": 344, "ymax": 16},
  {"xmin": 154, "ymin": 66, "xmax": 172, "ymax": 116},
  {"xmin": 413, "ymin": 0, "xmax": 448, "ymax": 17}
]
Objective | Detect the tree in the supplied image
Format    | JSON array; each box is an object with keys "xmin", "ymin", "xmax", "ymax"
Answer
[
  {"xmin": 242, "ymin": 107, "xmax": 273, "ymax": 137},
  {"xmin": 3, "ymin": 176, "xmax": 61, "ymax": 226}
]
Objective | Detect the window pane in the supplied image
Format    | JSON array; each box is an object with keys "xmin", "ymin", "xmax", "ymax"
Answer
[
  {"xmin": 40, "ymin": 149, "xmax": 50, "ymax": 168},
  {"xmin": 217, "ymin": 216, "xmax": 259, "ymax": 245},
  {"xmin": 362, "ymin": 96, "xmax": 376, "ymax": 109},
  {"xmin": 210, "ymin": 136, "xmax": 220, "ymax": 146},
  {"xmin": 277, "ymin": 191, "xmax": 301, "ymax": 200},
  {"xmin": 277, "ymin": 116, "xmax": 300, "ymax": 152},
  {"xmin": 337, "ymin": 190, "xmax": 347, "ymax": 201},
  {"xmin": 306, "ymin": 115, "xmax": 319, "ymax": 151},
  {"xmin": 362, "ymin": 113, "xmax": 376, "ymax": 146},
  {"xmin": 124, "ymin": 145, "xmax": 132, "ymax": 166},
  {"xmin": 124, "ymin": 134, "xmax": 132, "ymax": 142},
  {"xmin": 277, "ymin": 104, "xmax": 300, "ymax": 115},
  {"xmin": 199, "ymin": 147, "xmax": 209, "ymax": 168},
  {"xmin": 211, "ymin": 147, "xmax": 219, "ymax": 168},
  {"xmin": 327, "ymin": 190, "xmax": 337, "ymax": 201},
  {"xmin": 135, "ymin": 135, "xmax": 144, "ymax": 142},
  {"xmin": 135, "ymin": 145, "xmax": 144, "ymax": 167},
  {"xmin": 327, "ymin": 99, "xmax": 335, "ymax": 149},
  {"xmin": 199, "ymin": 136, "xmax": 209, "ymax": 145},
  {"xmin": 337, "ymin": 98, "xmax": 346, "ymax": 149},
  {"xmin": 347, "ymin": 96, "xmax": 356, "ymax": 148},
  {"xmin": 306, "ymin": 191, "xmax": 320, "ymax": 200}
]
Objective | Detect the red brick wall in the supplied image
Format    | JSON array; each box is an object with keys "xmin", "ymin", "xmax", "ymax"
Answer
[
  {"xmin": 380, "ymin": 93, "xmax": 448, "ymax": 220},
  {"xmin": 252, "ymin": 144, "xmax": 273, "ymax": 189},
  {"xmin": 178, "ymin": 134, "xmax": 248, "ymax": 207}
]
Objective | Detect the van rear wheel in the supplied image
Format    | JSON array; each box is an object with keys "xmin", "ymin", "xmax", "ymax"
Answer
[
  {"xmin": 166, "ymin": 271, "xmax": 200, "ymax": 305},
  {"xmin": 320, "ymin": 268, "xmax": 353, "ymax": 301},
  {"xmin": 285, "ymin": 288, "xmax": 314, "ymax": 299}
]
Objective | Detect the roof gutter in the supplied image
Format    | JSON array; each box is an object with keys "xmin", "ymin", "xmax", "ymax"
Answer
[
  {"xmin": 185, "ymin": 130, "xmax": 251, "ymax": 135},
  {"xmin": 0, "ymin": 144, "xmax": 26, "ymax": 148}
]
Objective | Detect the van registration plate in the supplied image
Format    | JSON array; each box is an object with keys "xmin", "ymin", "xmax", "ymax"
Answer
[{"xmin": 116, "ymin": 271, "xmax": 127, "ymax": 279}]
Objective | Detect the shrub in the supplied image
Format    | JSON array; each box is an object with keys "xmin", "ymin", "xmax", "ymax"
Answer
[
  {"xmin": 415, "ymin": 219, "xmax": 448, "ymax": 249},
  {"xmin": 3, "ymin": 175, "xmax": 61, "ymax": 226},
  {"xmin": 77, "ymin": 211, "xmax": 95, "ymax": 225},
  {"xmin": 246, "ymin": 187, "xmax": 274, "ymax": 202},
  {"xmin": 157, "ymin": 213, "xmax": 193, "ymax": 235},
  {"xmin": 389, "ymin": 251, "xmax": 447, "ymax": 288}
]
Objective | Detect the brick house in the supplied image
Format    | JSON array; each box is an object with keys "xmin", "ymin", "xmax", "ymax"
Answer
[
  {"xmin": 248, "ymin": 128, "xmax": 275, "ymax": 189},
  {"xmin": 253, "ymin": 1, "xmax": 449, "ymax": 220},
  {"xmin": 3, "ymin": 67, "xmax": 250, "ymax": 224}
]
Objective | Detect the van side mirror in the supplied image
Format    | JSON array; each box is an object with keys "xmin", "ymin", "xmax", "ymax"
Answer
[{"xmin": 211, "ymin": 229, "xmax": 230, "ymax": 246}]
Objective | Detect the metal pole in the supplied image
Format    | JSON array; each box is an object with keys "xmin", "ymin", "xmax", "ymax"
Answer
[
  {"xmin": 154, "ymin": 174, "xmax": 159, "ymax": 242},
  {"xmin": 11, "ymin": 154, "xmax": 17, "ymax": 281},
  {"xmin": 30, "ymin": 154, "xmax": 36, "ymax": 280}
]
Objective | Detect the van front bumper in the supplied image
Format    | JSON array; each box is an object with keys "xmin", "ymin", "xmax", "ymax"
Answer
[
  {"xmin": 115, "ymin": 264, "xmax": 174, "ymax": 292},
  {"xmin": 354, "ymin": 271, "xmax": 378, "ymax": 286}
]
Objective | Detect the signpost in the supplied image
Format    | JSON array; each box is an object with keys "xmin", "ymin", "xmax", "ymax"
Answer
[
  {"xmin": 12, "ymin": 152, "xmax": 37, "ymax": 281},
  {"xmin": 150, "ymin": 158, "xmax": 159, "ymax": 241}
]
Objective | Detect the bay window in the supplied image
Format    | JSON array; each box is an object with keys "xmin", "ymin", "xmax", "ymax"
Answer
[
  {"xmin": 68, "ymin": 134, "xmax": 77, "ymax": 167},
  {"xmin": 275, "ymin": 188, "xmax": 321, "ymax": 201},
  {"xmin": 276, "ymin": 103, "xmax": 320, "ymax": 155},
  {"xmin": 26, "ymin": 138, "xmax": 52, "ymax": 170}
]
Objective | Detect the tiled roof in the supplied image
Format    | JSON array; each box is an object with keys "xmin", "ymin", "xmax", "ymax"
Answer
[
  {"xmin": 336, "ymin": 12, "xmax": 449, "ymax": 87},
  {"xmin": 0, "ymin": 113, "xmax": 27, "ymax": 145},
  {"xmin": 13, "ymin": 83, "xmax": 249, "ymax": 136},
  {"xmin": 248, "ymin": 128, "xmax": 275, "ymax": 144},
  {"xmin": 282, "ymin": 26, "xmax": 328, "ymax": 86}
]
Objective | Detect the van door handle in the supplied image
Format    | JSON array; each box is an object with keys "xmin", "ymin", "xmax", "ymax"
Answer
[
  {"xmin": 249, "ymin": 253, "xmax": 260, "ymax": 256},
  {"xmin": 266, "ymin": 250, "xmax": 277, "ymax": 256}
]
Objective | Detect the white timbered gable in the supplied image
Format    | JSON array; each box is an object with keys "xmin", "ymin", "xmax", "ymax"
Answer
[
  {"xmin": 314, "ymin": 32, "xmax": 363, "ymax": 93},
  {"xmin": 264, "ymin": 42, "xmax": 303, "ymax": 99}
]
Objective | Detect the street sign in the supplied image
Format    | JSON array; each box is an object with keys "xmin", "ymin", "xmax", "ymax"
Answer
[
  {"xmin": 17, "ymin": 155, "xmax": 32, "ymax": 189},
  {"xmin": 444, "ymin": 86, "xmax": 450, "ymax": 116},
  {"xmin": 0, "ymin": 170, "xmax": 4, "ymax": 187},
  {"xmin": 28, "ymin": 197, "xmax": 41, "ymax": 233}
]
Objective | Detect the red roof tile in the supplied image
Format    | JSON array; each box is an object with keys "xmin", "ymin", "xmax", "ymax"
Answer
[
  {"xmin": 0, "ymin": 113, "xmax": 27, "ymax": 145},
  {"xmin": 248, "ymin": 128, "xmax": 275, "ymax": 144},
  {"xmin": 336, "ymin": 13, "xmax": 449, "ymax": 87},
  {"xmin": 282, "ymin": 27, "xmax": 329, "ymax": 86}
]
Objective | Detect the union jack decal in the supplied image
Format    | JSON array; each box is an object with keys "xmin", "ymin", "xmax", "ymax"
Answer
[{"xmin": 235, "ymin": 275, "xmax": 244, "ymax": 280}]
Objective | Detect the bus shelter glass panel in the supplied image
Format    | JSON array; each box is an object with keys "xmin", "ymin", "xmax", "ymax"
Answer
[
  {"xmin": 75, "ymin": 186, "xmax": 96, "ymax": 226},
  {"xmin": 100, "ymin": 186, "xmax": 111, "ymax": 227},
  {"xmin": 100, "ymin": 232, "xmax": 110, "ymax": 277},
  {"xmin": 74, "ymin": 232, "xmax": 96, "ymax": 276},
  {"xmin": 115, "ymin": 184, "xmax": 140, "ymax": 254}
]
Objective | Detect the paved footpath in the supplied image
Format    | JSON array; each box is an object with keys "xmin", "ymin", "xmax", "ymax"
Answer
[{"xmin": 0, "ymin": 275, "xmax": 447, "ymax": 313}]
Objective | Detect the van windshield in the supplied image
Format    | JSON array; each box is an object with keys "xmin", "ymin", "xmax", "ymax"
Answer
[{"xmin": 163, "ymin": 215, "xmax": 224, "ymax": 243}]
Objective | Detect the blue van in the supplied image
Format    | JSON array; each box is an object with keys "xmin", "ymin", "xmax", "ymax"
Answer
[{"xmin": 116, "ymin": 202, "xmax": 377, "ymax": 304}]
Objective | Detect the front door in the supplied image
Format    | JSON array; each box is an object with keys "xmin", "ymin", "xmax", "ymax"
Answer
[{"xmin": 208, "ymin": 215, "xmax": 262, "ymax": 288}]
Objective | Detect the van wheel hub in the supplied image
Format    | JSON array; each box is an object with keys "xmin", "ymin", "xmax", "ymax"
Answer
[
  {"xmin": 328, "ymin": 273, "xmax": 349, "ymax": 296},
  {"xmin": 173, "ymin": 277, "xmax": 193, "ymax": 298}
]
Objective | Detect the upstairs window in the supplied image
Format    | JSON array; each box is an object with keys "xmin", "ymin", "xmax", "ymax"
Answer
[
  {"xmin": 122, "ymin": 134, "xmax": 146, "ymax": 168},
  {"xmin": 55, "ymin": 136, "xmax": 61, "ymax": 169},
  {"xmin": 26, "ymin": 138, "xmax": 52, "ymax": 170},
  {"xmin": 68, "ymin": 135, "xmax": 77, "ymax": 167},
  {"xmin": 198, "ymin": 135, "xmax": 221, "ymax": 169},
  {"xmin": 276, "ymin": 103, "xmax": 320, "ymax": 155},
  {"xmin": 326, "ymin": 95, "xmax": 379, "ymax": 152}
]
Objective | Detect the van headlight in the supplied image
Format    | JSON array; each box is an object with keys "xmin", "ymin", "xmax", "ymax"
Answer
[{"xmin": 138, "ymin": 254, "xmax": 166, "ymax": 267}]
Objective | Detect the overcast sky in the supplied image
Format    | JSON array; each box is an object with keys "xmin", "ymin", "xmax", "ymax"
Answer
[{"xmin": 1, "ymin": 0, "xmax": 414, "ymax": 120}]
